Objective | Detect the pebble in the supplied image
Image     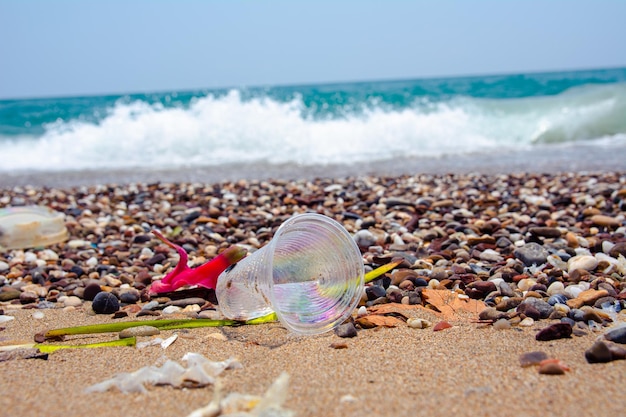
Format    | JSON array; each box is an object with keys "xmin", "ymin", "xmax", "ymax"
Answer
[
  {"xmin": 433, "ymin": 321, "xmax": 452, "ymax": 332},
  {"xmin": 162, "ymin": 305, "xmax": 182, "ymax": 315},
  {"xmin": 514, "ymin": 243, "xmax": 548, "ymax": 267},
  {"xmin": 519, "ymin": 351, "xmax": 548, "ymax": 367},
  {"xmin": 61, "ymin": 296, "xmax": 83, "ymax": 308},
  {"xmin": 538, "ymin": 359, "xmax": 569, "ymax": 375},
  {"xmin": 535, "ymin": 323, "xmax": 572, "ymax": 341},
  {"xmin": 604, "ymin": 325, "xmax": 626, "ymax": 344},
  {"xmin": 547, "ymin": 294, "xmax": 568, "ymax": 306},
  {"xmin": 568, "ymin": 255, "xmax": 598, "ymax": 273},
  {"xmin": 585, "ymin": 340, "xmax": 614, "ymax": 363},
  {"xmin": 91, "ymin": 292, "xmax": 120, "ymax": 314},
  {"xmin": 518, "ymin": 317, "xmax": 534, "ymax": 327},
  {"xmin": 590, "ymin": 214, "xmax": 620, "ymax": 228},
  {"xmin": 335, "ymin": 322, "xmax": 358, "ymax": 338},
  {"xmin": 407, "ymin": 318, "xmax": 431, "ymax": 329},
  {"xmin": 119, "ymin": 325, "xmax": 161, "ymax": 339}
]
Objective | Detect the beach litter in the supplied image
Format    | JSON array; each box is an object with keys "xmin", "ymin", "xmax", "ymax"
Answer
[
  {"xmin": 85, "ymin": 352, "xmax": 241, "ymax": 394},
  {"xmin": 187, "ymin": 371, "xmax": 293, "ymax": 417},
  {"xmin": 0, "ymin": 205, "xmax": 68, "ymax": 251}
]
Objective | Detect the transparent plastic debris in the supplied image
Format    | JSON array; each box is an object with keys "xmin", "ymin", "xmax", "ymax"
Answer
[
  {"xmin": 0, "ymin": 206, "xmax": 68, "ymax": 251},
  {"xmin": 187, "ymin": 372, "xmax": 293, "ymax": 417},
  {"xmin": 215, "ymin": 213, "xmax": 364, "ymax": 336},
  {"xmin": 84, "ymin": 353, "xmax": 241, "ymax": 394}
]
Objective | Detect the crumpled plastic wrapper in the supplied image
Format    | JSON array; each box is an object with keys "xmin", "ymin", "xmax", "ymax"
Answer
[
  {"xmin": 187, "ymin": 371, "xmax": 293, "ymax": 417},
  {"xmin": 85, "ymin": 353, "xmax": 242, "ymax": 394}
]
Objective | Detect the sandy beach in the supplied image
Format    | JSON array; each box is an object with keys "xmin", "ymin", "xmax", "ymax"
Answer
[{"xmin": 1, "ymin": 154, "xmax": 626, "ymax": 417}]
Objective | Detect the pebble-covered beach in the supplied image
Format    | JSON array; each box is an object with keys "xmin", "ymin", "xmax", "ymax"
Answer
[{"xmin": 1, "ymin": 170, "xmax": 626, "ymax": 416}]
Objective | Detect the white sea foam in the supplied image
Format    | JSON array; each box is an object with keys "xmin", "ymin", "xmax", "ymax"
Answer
[{"xmin": 1, "ymin": 84, "xmax": 625, "ymax": 172}]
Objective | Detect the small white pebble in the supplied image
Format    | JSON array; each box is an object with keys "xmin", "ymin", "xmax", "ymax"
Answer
[
  {"xmin": 32, "ymin": 311, "xmax": 45, "ymax": 320},
  {"xmin": 519, "ymin": 317, "xmax": 534, "ymax": 327},
  {"xmin": 407, "ymin": 318, "xmax": 431, "ymax": 329},
  {"xmin": 340, "ymin": 394, "xmax": 358, "ymax": 403},
  {"xmin": 0, "ymin": 315, "xmax": 15, "ymax": 323},
  {"xmin": 24, "ymin": 252, "xmax": 38, "ymax": 263},
  {"xmin": 63, "ymin": 296, "xmax": 83, "ymax": 307},
  {"xmin": 162, "ymin": 306, "xmax": 182, "ymax": 315},
  {"xmin": 357, "ymin": 306, "xmax": 367, "ymax": 317},
  {"xmin": 85, "ymin": 257, "xmax": 98, "ymax": 268}
]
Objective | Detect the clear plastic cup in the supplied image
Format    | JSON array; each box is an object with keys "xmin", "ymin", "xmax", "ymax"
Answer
[
  {"xmin": 0, "ymin": 206, "xmax": 68, "ymax": 251},
  {"xmin": 215, "ymin": 213, "xmax": 364, "ymax": 335}
]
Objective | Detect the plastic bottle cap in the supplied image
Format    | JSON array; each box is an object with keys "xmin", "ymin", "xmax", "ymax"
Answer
[{"xmin": 0, "ymin": 206, "xmax": 69, "ymax": 251}]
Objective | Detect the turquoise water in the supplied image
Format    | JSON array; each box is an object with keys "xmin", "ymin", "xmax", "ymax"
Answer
[{"xmin": 1, "ymin": 67, "xmax": 625, "ymax": 172}]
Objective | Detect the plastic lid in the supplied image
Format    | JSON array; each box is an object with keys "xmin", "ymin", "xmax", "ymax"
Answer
[{"xmin": 0, "ymin": 206, "xmax": 69, "ymax": 251}]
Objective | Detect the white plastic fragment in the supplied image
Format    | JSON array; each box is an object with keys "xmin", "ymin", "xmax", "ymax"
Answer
[
  {"xmin": 136, "ymin": 338, "xmax": 164, "ymax": 349},
  {"xmin": 187, "ymin": 372, "xmax": 293, "ymax": 417},
  {"xmin": 84, "ymin": 353, "xmax": 241, "ymax": 394},
  {"xmin": 161, "ymin": 334, "xmax": 178, "ymax": 349}
]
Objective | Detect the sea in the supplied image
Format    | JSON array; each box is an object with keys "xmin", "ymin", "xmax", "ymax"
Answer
[{"xmin": 1, "ymin": 67, "xmax": 625, "ymax": 185}]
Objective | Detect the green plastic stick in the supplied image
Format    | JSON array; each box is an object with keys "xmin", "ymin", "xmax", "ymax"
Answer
[
  {"xmin": 34, "ymin": 337, "xmax": 137, "ymax": 353},
  {"xmin": 44, "ymin": 314, "xmax": 278, "ymax": 339},
  {"xmin": 364, "ymin": 260, "xmax": 402, "ymax": 283}
]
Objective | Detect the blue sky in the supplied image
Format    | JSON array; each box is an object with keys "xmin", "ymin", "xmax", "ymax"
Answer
[{"xmin": 1, "ymin": 0, "xmax": 625, "ymax": 99}]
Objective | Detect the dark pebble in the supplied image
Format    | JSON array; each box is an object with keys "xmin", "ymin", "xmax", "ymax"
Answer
[
  {"xmin": 184, "ymin": 211, "xmax": 201, "ymax": 223},
  {"xmin": 529, "ymin": 227, "xmax": 562, "ymax": 238},
  {"xmin": 407, "ymin": 292, "xmax": 421, "ymax": 305},
  {"xmin": 119, "ymin": 291, "xmax": 140, "ymax": 304},
  {"xmin": 522, "ymin": 298, "xmax": 553, "ymax": 318},
  {"xmin": 517, "ymin": 303, "xmax": 542, "ymax": 320},
  {"xmin": 335, "ymin": 322, "xmax": 358, "ymax": 338},
  {"xmin": 132, "ymin": 234, "xmax": 152, "ymax": 244},
  {"xmin": 585, "ymin": 340, "xmax": 614, "ymax": 363},
  {"xmin": 479, "ymin": 307, "xmax": 506, "ymax": 321},
  {"xmin": 514, "ymin": 242, "xmax": 549, "ymax": 267},
  {"xmin": 365, "ymin": 285, "xmax": 386, "ymax": 301},
  {"xmin": 113, "ymin": 311, "xmax": 129, "ymax": 319},
  {"xmin": 535, "ymin": 322, "xmax": 572, "ymax": 341},
  {"xmin": 92, "ymin": 292, "xmax": 120, "ymax": 314},
  {"xmin": 414, "ymin": 278, "xmax": 428, "ymax": 287},
  {"xmin": 608, "ymin": 242, "xmax": 626, "ymax": 258},
  {"xmin": 604, "ymin": 326, "xmax": 626, "ymax": 344},
  {"xmin": 83, "ymin": 283, "xmax": 102, "ymax": 301},
  {"xmin": 569, "ymin": 309, "xmax": 585, "ymax": 321},
  {"xmin": 582, "ymin": 309, "xmax": 603, "ymax": 323},
  {"xmin": 69, "ymin": 265, "xmax": 86, "ymax": 277},
  {"xmin": 165, "ymin": 297, "xmax": 207, "ymax": 308},
  {"xmin": 145, "ymin": 253, "xmax": 167, "ymax": 266},
  {"xmin": 19, "ymin": 291, "xmax": 38, "ymax": 304},
  {"xmin": 137, "ymin": 309, "xmax": 161, "ymax": 317},
  {"xmin": 465, "ymin": 281, "xmax": 497, "ymax": 299},
  {"xmin": 547, "ymin": 294, "xmax": 568, "ymax": 306}
]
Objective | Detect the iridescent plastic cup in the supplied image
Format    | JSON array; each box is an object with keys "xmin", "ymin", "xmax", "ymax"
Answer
[{"xmin": 215, "ymin": 213, "xmax": 364, "ymax": 335}]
